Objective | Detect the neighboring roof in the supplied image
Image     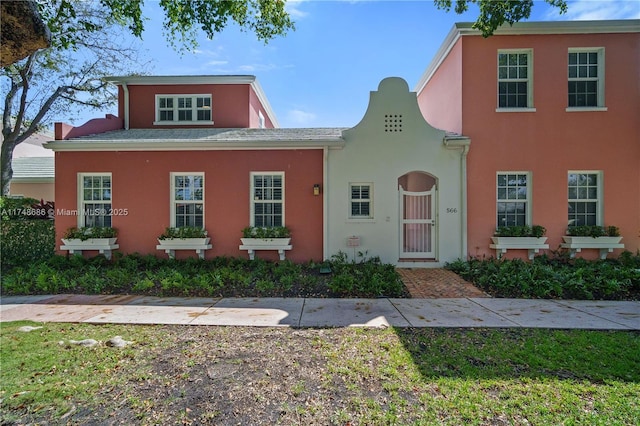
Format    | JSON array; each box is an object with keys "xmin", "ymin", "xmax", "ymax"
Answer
[
  {"xmin": 104, "ymin": 74, "xmax": 280, "ymax": 128},
  {"xmin": 45, "ymin": 128, "xmax": 348, "ymax": 151},
  {"xmin": 11, "ymin": 156, "xmax": 54, "ymax": 182},
  {"xmin": 5, "ymin": 133, "xmax": 55, "ymax": 158},
  {"xmin": 414, "ymin": 19, "xmax": 640, "ymax": 94}
]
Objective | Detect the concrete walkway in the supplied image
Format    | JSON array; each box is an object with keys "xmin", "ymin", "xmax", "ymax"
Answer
[{"xmin": 1, "ymin": 294, "xmax": 638, "ymax": 329}]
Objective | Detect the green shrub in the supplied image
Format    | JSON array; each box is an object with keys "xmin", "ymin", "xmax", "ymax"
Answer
[{"xmin": 1, "ymin": 220, "xmax": 55, "ymax": 268}]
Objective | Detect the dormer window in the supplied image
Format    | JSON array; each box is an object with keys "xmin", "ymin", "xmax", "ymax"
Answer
[{"xmin": 155, "ymin": 94, "xmax": 212, "ymax": 125}]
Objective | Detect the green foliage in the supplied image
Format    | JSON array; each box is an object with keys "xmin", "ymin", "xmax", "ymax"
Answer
[
  {"xmin": 494, "ymin": 225, "xmax": 546, "ymax": 237},
  {"xmin": 567, "ymin": 225, "xmax": 620, "ymax": 237},
  {"xmin": 242, "ymin": 226, "xmax": 291, "ymax": 238},
  {"xmin": 158, "ymin": 226, "xmax": 207, "ymax": 239},
  {"xmin": 446, "ymin": 251, "xmax": 640, "ymax": 300},
  {"xmin": 63, "ymin": 226, "xmax": 118, "ymax": 240},
  {"xmin": 328, "ymin": 251, "xmax": 405, "ymax": 298},
  {"xmin": 434, "ymin": 0, "xmax": 568, "ymax": 37},
  {"xmin": 0, "ymin": 220, "xmax": 55, "ymax": 269}
]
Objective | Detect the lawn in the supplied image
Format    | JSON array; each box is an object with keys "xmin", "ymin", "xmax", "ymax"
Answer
[{"xmin": 2, "ymin": 322, "xmax": 638, "ymax": 425}]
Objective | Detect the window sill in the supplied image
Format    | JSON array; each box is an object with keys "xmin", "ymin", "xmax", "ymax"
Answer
[
  {"xmin": 565, "ymin": 107, "xmax": 608, "ymax": 112},
  {"xmin": 153, "ymin": 121, "xmax": 214, "ymax": 126},
  {"xmin": 346, "ymin": 218, "xmax": 375, "ymax": 224},
  {"xmin": 495, "ymin": 108, "xmax": 537, "ymax": 113}
]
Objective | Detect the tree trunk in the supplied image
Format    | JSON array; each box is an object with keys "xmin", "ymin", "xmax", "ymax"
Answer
[{"xmin": 1, "ymin": 138, "xmax": 17, "ymax": 195}]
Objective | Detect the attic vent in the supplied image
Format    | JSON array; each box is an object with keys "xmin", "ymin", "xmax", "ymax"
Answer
[{"xmin": 384, "ymin": 114, "xmax": 403, "ymax": 132}]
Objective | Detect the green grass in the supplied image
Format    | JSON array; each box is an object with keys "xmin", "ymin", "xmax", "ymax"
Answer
[{"xmin": 2, "ymin": 322, "xmax": 638, "ymax": 424}]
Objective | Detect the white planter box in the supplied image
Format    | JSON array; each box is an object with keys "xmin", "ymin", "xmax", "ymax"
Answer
[
  {"xmin": 60, "ymin": 238, "xmax": 119, "ymax": 260},
  {"xmin": 561, "ymin": 236, "xmax": 624, "ymax": 259},
  {"xmin": 489, "ymin": 236, "xmax": 549, "ymax": 260},
  {"xmin": 156, "ymin": 237, "xmax": 212, "ymax": 259},
  {"xmin": 240, "ymin": 238, "xmax": 291, "ymax": 246}
]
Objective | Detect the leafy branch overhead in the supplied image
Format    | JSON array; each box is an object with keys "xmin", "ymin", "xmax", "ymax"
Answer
[{"xmin": 435, "ymin": 0, "xmax": 568, "ymax": 37}]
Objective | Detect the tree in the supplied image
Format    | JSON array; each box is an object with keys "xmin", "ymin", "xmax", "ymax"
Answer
[
  {"xmin": 435, "ymin": 0, "xmax": 568, "ymax": 37},
  {"xmin": 1, "ymin": 1, "xmax": 143, "ymax": 195},
  {"xmin": 1, "ymin": 0, "xmax": 295, "ymax": 195}
]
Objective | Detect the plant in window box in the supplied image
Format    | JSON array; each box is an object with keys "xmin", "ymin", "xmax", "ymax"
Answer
[
  {"xmin": 563, "ymin": 225, "xmax": 622, "ymax": 244},
  {"xmin": 157, "ymin": 226, "xmax": 210, "ymax": 245},
  {"xmin": 241, "ymin": 226, "xmax": 291, "ymax": 246},
  {"xmin": 62, "ymin": 226, "xmax": 118, "ymax": 244},
  {"xmin": 490, "ymin": 225, "xmax": 548, "ymax": 260}
]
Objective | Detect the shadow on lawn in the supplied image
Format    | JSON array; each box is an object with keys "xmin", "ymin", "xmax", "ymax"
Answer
[{"xmin": 393, "ymin": 327, "xmax": 640, "ymax": 383}]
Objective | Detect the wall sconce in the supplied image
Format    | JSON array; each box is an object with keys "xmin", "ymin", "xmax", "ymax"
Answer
[{"xmin": 313, "ymin": 184, "xmax": 321, "ymax": 196}]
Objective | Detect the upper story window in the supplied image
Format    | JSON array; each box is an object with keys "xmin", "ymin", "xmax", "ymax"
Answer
[
  {"xmin": 156, "ymin": 95, "xmax": 212, "ymax": 125},
  {"xmin": 567, "ymin": 48, "xmax": 605, "ymax": 110},
  {"xmin": 568, "ymin": 171, "xmax": 602, "ymax": 226},
  {"xmin": 497, "ymin": 50, "xmax": 534, "ymax": 111},
  {"xmin": 251, "ymin": 172, "xmax": 284, "ymax": 227},
  {"xmin": 79, "ymin": 173, "xmax": 112, "ymax": 228},
  {"xmin": 496, "ymin": 172, "xmax": 530, "ymax": 227}
]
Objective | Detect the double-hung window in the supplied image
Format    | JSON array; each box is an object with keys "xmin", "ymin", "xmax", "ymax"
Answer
[
  {"xmin": 568, "ymin": 48, "xmax": 605, "ymax": 109},
  {"xmin": 251, "ymin": 172, "xmax": 284, "ymax": 227},
  {"xmin": 156, "ymin": 95, "xmax": 212, "ymax": 124},
  {"xmin": 497, "ymin": 50, "xmax": 533, "ymax": 110},
  {"xmin": 350, "ymin": 183, "xmax": 372, "ymax": 219},
  {"xmin": 171, "ymin": 173, "xmax": 204, "ymax": 228},
  {"xmin": 79, "ymin": 173, "xmax": 112, "ymax": 228},
  {"xmin": 496, "ymin": 172, "xmax": 530, "ymax": 227},
  {"xmin": 568, "ymin": 172, "xmax": 601, "ymax": 226}
]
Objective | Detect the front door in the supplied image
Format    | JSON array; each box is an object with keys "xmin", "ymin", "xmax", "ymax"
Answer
[{"xmin": 399, "ymin": 184, "xmax": 436, "ymax": 258}]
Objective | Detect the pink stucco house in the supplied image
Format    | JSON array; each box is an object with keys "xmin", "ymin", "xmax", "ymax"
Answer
[{"xmin": 47, "ymin": 20, "xmax": 639, "ymax": 264}]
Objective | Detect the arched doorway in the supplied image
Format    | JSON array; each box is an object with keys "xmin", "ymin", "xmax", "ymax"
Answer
[{"xmin": 398, "ymin": 172, "xmax": 437, "ymax": 259}]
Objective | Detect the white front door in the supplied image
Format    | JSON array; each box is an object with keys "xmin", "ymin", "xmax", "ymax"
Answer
[{"xmin": 399, "ymin": 184, "xmax": 436, "ymax": 258}]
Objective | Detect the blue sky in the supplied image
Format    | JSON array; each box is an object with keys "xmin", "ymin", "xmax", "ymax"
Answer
[{"xmin": 74, "ymin": 0, "xmax": 640, "ymax": 128}]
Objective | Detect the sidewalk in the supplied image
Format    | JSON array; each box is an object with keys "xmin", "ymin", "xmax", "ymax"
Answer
[{"xmin": 1, "ymin": 294, "xmax": 638, "ymax": 329}]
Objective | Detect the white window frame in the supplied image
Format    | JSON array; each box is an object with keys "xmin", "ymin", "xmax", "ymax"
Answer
[
  {"xmin": 250, "ymin": 172, "xmax": 285, "ymax": 227},
  {"xmin": 170, "ymin": 172, "xmax": 205, "ymax": 228},
  {"xmin": 566, "ymin": 48, "xmax": 606, "ymax": 112},
  {"xmin": 77, "ymin": 173, "xmax": 112, "ymax": 228},
  {"xmin": 258, "ymin": 111, "xmax": 266, "ymax": 129},
  {"xmin": 496, "ymin": 49, "xmax": 536, "ymax": 112},
  {"xmin": 568, "ymin": 171, "xmax": 603, "ymax": 227},
  {"xmin": 496, "ymin": 172, "xmax": 532, "ymax": 227},
  {"xmin": 155, "ymin": 94, "xmax": 213, "ymax": 125},
  {"xmin": 349, "ymin": 183, "xmax": 373, "ymax": 220}
]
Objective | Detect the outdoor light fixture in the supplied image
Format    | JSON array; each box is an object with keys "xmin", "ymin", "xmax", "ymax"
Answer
[{"xmin": 313, "ymin": 184, "xmax": 321, "ymax": 196}]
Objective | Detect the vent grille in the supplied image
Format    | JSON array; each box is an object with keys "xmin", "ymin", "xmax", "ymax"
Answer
[{"xmin": 384, "ymin": 114, "xmax": 403, "ymax": 132}]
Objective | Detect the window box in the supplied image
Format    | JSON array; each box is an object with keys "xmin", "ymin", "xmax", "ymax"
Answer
[
  {"xmin": 240, "ymin": 226, "xmax": 292, "ymax": 260},
  {"xmin": 61, "ymin": 227, "xmax": 119, "ymax": 260},
  {"xmin": 156, "ymin": 227, "xmax": 212, "ymax": 259},
  {"xmin": 561, "ymin": 225, "xmax": 624, "ymax": 259},
  {"xmin": 489, "ymin": 225, "xmax": 548, "ymax": 260},
  {"xmin": 240, "ymin": 237, "xmax": 292, "ymax": 246}
]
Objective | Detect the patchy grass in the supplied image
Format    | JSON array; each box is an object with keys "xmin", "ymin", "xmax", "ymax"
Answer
[{"xmin": 2, "ymin": 322, "xmax": 638, "ymax": 425}]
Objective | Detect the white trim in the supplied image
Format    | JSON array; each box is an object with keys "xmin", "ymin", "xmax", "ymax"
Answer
[
  {"xmin": 170, "ymin": 172, "xmax": 205, "ymax": 228},
  {"xmin": 77, "ymin": 172, "xmax": 112, "ymax": 228},
  {"xmin": 249, "ymin": 171, "xmax": 285, "ymax": 227},
  {"xmin": 568, "ymin": 170, "xmax": 603, "ymax": 226},
  {"xmin": 567, "ymin": 47, "xmax": 605, "ymax": 108},
  {"xmin": 414, "ymin": 20, "xmax": 639, "ymax": 94},
  {"xmin": 565, "ymin": 107, "xmax": 608, "ymax": 112},
  {"xmin": 497, "ymin": 49, "xmax": 534, "ymax": 109},
  {"xmin": 496, "ymin": 108, "xmax": 537, "ymax": 113},
  {"xmin": 46, "ymin": 140, "xmax": 345, "ymax": 152},
  {"xmin": 348, "ymin": 182, "xmax": 373, "ymax": 220},
  {"xmin": 496, "ymin": 171, "xmax": 532, "ymax": 227}
]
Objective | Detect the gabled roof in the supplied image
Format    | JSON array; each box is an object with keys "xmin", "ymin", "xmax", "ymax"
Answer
[
  {"xmin": 414, "ymin": 19, "xmax": 640, "ymax": 94},
  {"xmin": 12, "ymin": 157, "xmax": 54, "ymax": 182},
  {"xmin": 104, "ymin": 74, "xmax": 280, "ymax": 128},
  {"xmin": 45, "ymin": 128, "xmax": 347, "ymax": 151}
]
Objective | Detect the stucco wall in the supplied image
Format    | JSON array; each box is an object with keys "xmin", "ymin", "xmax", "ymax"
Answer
[
  {"xmin": 54, "ymin": 149, "xmax": 324, "ymax": 262},
  {"xmin": 9, "ymin": 182, "xmax": 54, "ymax": 201},
  {"xmin": 460, "ymin": 32, "xmax": 640, "ymax": 258},
  {"xmin": 327, "ymin": 78, "xmax": 468, "ymax": 266},
  {"xmin": 118, "ymin": 84, "xmax": 251, "ymax": 129}
]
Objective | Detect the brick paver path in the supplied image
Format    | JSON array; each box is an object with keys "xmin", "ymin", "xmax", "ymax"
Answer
[{"xmin": 397, "ymin": 268, "xmax": 489, "ymax": 298}]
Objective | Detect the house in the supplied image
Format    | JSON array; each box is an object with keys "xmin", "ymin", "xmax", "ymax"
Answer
[
  {"xmin": 6, "ymin": 133, "xmax": 55, "ymax": 201},
  {"xmin": 415, "ymin": 19, "xmax": 639, "ymax": 260},
  {"xmin": 46, "ymin": 20, "xmax": 639, "ymax": 264}
]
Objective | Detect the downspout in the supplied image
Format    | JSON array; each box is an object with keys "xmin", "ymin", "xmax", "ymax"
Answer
[
  {"xmin": 122, "ymin": 83, "xmax": 130, "ymax": 130},
  {"xmin": 461, "ymin": 144, "xmax": 469, "ymax": 259},
  {"xmin": 323, "ymin": 146, "xmax": 329, "ymax": 260}
]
